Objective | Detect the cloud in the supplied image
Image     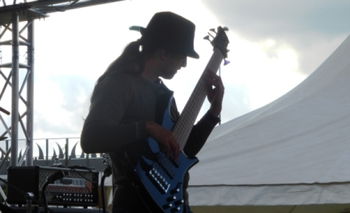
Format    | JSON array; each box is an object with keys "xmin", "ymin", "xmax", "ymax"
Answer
[
  {"xmin": 202, "ymin": 0, "xmax": 350, "ymax": 74},
  {"xmin": 203, "ymin": 0, "xmax": 350, "ymax": 37},
  {"xmin": 34, "ymin": 74, "xmax": 92, "ymax": 138}
]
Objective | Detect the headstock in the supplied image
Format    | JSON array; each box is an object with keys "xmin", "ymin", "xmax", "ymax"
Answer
[{"xmin": 204, "ymin": 26, "xmax": 230, "ymax": 58}]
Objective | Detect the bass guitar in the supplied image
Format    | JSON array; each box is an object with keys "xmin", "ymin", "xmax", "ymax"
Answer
[{"xmin": 134, "ymin": 26, "xmax": 229, "ymax": 213}]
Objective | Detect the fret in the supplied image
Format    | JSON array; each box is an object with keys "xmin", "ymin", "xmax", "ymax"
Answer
[{"xmin": 173, "ymin": 49, "xmax": 225, "ymax": 150}]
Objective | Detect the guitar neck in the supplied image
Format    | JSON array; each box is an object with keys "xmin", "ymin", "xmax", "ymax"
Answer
[{"xmin": 173, "ymin": 48, "xmax": 225, "ymax": 150}]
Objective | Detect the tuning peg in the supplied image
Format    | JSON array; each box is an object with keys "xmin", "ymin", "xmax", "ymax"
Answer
[
  {"xmin": 224, "ymin": 59, "xmax": 230, "ymax": 66},
  {"xmin": 203, "ymin": 35, "xmax": 210, "ymax": 40},
  {"xmin": 208, "ymin": 31, "xmax": 216, "ymax": 39},
  {"xmin": 129, "ymin": 25, "xmax": 142, "ymax": 31},
  {"xmin": 209, "ymin": 28, "xmax": 216, "ymax": 33}
]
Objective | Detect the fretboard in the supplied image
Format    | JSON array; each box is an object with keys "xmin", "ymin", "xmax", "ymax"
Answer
[{"xmin": 173, "ymin": 48, "xmax": 225, "ymax": 150}]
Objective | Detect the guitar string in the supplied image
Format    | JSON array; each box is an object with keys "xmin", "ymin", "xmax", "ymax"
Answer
[
  {"xmin": 174, "ymin": 68, "xmax": 208, "ymax": 148},
  {"xmin": 174, "ymin": 49, "xmax": 224, "ymax": 149},
  {"xmin": 175, "ymin": 50, "xmax": 223, "ymax": 148},
  {"xmin": 178, "ymin": 83, "xmax": 209, "ymax": 149}
]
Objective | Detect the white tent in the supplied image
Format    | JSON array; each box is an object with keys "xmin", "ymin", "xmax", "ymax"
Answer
[{"xmin": 188, "ymin": 35, "xmax": 350, "ymax": 213}]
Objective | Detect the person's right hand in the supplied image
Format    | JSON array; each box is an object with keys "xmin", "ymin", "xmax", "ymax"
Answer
[{"xmin": 145, "ymin": 121, "xmax": 180, "ymax": 160}]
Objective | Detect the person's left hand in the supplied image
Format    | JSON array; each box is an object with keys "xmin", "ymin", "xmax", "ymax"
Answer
[{"xmin": 204, "ymin": 71, "xmax": 225, "ymax": 117}]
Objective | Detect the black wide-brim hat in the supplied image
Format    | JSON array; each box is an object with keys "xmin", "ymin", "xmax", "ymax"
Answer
[{"xmin": 139, "ymin": 12, "xmax": 199, "ymax": 59}]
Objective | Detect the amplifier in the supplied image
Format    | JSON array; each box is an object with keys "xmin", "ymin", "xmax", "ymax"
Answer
[{"xmin": 7, "ymin": 166, "xmax": 99, "ymax": 207}]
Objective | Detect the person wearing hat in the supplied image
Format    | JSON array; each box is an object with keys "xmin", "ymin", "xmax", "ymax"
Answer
[{"xmin": 81, "ymin": 11, "xmax": 224, "ymax": 212}]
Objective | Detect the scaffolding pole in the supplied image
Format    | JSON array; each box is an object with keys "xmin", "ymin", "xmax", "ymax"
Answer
[
  {"xmin": 26, "ymin": 20, "xmax": 34, "ymax": 165},
  {"xmin": 10, "ymin": 12, "xmax": 19, "ymax": 166}
]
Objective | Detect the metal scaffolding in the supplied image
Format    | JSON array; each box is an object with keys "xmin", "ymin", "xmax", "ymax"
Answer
[{"xmin": 0, "ymin": 0, "xmax": 124, "ymax": 167}]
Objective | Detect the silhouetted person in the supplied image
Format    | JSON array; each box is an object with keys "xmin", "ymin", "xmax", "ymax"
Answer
[{"xmin": 81, "ymin": 11, "xmax": 224, "ymax": 213}]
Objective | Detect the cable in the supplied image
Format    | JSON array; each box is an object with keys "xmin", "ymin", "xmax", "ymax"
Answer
[
  {"xmin": 101, "ymin": 165, "xmax": 111, "ymax": 213},
  {"xmin": 41, "ymin": 170, "xmax": 67, "ymax": 213}
]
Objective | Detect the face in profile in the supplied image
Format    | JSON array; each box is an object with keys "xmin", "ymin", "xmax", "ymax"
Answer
[{"xmin": 159, "ymin": 52, "xmax": 187, "ymax": 79}]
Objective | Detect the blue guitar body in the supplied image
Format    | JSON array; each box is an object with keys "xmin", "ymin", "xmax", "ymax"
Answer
[{"xmin": 134, "ymin": 95, "xmax": 198, "ymax": 213}]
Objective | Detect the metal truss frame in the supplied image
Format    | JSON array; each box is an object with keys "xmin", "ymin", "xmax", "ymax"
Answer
[
  {"xmin": 0, "ymin": 15, "xmax": 34, "ymax": 167},
  {"xmin": 0, "ymin": 0, "xmax": 123, "ymax": 167}
]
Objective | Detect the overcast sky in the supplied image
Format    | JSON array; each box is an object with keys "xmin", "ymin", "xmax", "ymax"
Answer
[{"xmin": 23, "ymin": 0, "xmax": 349, "ymax": 140}]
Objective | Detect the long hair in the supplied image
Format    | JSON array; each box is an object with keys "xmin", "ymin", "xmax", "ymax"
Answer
[
  {"xmin": 97, "ymin": 39, "xmax": 146, "ymax": 84},
  {"xmin": 97, "ymin": 37, "xmax": 163, "ymax": 84}
]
